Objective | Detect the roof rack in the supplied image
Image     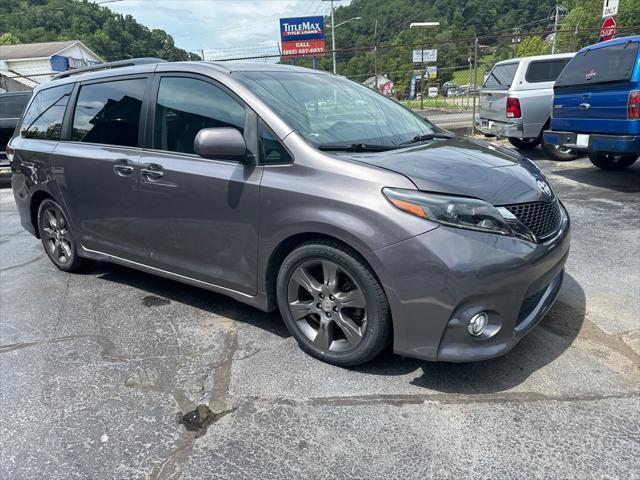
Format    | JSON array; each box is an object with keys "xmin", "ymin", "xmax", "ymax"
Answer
[{"xmin": 51, "ymin": 57, "xmax": 167, "ymax": 80}]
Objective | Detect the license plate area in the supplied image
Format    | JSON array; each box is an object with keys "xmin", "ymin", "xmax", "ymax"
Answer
[{"xmin": 576, "ymin": 134, "xmax": 589, "ymax": 148}]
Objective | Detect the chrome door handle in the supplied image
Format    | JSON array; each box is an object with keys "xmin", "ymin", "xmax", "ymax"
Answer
[
  {"xmin": 578, "ymin": 103, "xmax": 591, "ymax": 111},
  {"xmin": 113, "ymin": 163, "xmax": 134, "ymax": 176},
  {"xmin": 141, "ymin": 164, "xmax": 164, "ymax": 179}
]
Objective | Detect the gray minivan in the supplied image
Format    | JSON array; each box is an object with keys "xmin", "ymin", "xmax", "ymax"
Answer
[{"xmin": 9, "ymin": 59, "xmax": 570, "ymax": 366}]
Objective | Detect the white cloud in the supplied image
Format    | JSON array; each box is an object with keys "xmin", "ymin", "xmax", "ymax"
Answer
[{"xmin": 94, "ymin": 0, "xmax": 347, "ymax": 59}]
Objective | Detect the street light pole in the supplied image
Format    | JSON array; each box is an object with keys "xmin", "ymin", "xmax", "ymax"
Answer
[
  {"xmin": 409, "ymin": 22, "xmax": 439, "ymax": 111},
  {"xmin": 330, "ymin": 0, "xmax": 337, "ymax": 74}
]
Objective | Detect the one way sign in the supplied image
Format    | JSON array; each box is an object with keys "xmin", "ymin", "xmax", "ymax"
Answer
[{"xmin": 602, "ymin": 0, "xmax": 619, "ymax": 18}]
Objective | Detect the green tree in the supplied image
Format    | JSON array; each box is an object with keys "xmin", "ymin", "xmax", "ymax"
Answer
[
  {"xmin": 0, "ymin": 0, "xmax": 198, "ymax": 61},
  {"xmin": 517, "ymin": 36, "xmax": 550, "ymax": 56},
  {"xmin": 0, "ymin": 33, "xmax": 20, "ymax": 45}
]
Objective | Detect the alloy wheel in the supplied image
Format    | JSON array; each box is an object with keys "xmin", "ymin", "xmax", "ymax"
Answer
[
  {"xmin": 41, "ymin": 205, "xmax": 73, "ymax": 265},
  {"xmin": 286, "ymin": 259, "xmax": 367, "ymax": 353}
]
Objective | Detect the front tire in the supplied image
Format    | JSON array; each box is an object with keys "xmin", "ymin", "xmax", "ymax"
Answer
[
  {"xmin": 37, "ymin": 199, "xmax": 86, "ymax": 272},
  {"xmin": 588, "ymin": 152, "xmax": 638, "ymax": 171},
  {"xmin": 276, "ymin": 240, "xmax": 391, "ymax": 367},
  {"xmin": 508, "ymin": 137, "xmax": 540, "ymax": 150}
]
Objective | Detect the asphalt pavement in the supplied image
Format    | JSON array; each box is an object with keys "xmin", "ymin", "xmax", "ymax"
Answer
[{"xmin": 1, "ymin": 149, "xmax": 639, "ymax": 479}]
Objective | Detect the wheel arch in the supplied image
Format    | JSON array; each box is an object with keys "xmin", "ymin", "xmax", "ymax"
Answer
[
  {"xmin": 264, "ymin": 232, "xmax": 390, "ymax": 318},
  {"xmin": 29, "ymin": 190, "xmax": 54, "ymax": 239}
]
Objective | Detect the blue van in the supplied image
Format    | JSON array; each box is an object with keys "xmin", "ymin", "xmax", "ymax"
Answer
[{"xmin": 544, "ymin": 36, "xmax": 640, "ymax": 170}]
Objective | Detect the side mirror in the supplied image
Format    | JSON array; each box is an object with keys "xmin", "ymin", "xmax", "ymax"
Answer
[{"xmin": 194, "ymin": 127, "xmax": 252, "ymax": 162}]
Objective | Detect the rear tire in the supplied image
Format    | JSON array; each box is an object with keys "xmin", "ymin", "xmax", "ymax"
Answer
[
  {"xmin": 588, "ymin": 153, "xmax": 638, "ymax": 171},
  {"xmin": 37, "ymin": 199, "xmax": 86, "ymax": 272},
  {"xmin": 276, "ymin": 240, "xmax": 391, "ymax": 367},
  {"xmin": 508, "ymin": 137, "xmax": 540, "ymax": 150}
]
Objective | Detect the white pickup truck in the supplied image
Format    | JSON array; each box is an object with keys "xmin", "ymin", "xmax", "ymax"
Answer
[{"xmin": 476, "ymin": 53, "xmax": 575, "ymax": 160}]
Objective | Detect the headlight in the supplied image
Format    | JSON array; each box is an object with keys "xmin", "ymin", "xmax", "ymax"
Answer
[{"xmin": 383, "ymin": 188, "xmax": 515, "ymax": 236}]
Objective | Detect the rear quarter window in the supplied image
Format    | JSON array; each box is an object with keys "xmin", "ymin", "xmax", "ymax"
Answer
[
  {"xmin": 20, "ymin": 84, "xmax": 73, "ymax": 140},
  {"xmin": 525, "ymin": 58, "xmax": 571, "ymax": 83},
  {"xmin": 483, "ymin": 62, "xmax": 518, "ymax": 90},
  {"xmin": 555, "ymin": 42, "xmax": 639, "ymax": 86}
]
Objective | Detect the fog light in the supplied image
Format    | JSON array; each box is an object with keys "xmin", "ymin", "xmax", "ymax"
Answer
[{"xmin": 468, "ymin": 312, "xmax": 488, "ymax": 336}]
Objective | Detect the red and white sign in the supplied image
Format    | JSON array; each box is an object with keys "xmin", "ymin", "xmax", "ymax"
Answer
[
  {"xmin": 280, "ymin": 16, "xmax": 325, "ymax": 58},
  {"xmin": 281, "ymin": 39, "xmax": 326, "ymax": 57},
  {"xmin": 600, "ymin": 17, "xmax": 617, "ymax": 41}
]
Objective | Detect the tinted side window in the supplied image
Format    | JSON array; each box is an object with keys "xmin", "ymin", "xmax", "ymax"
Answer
[
  {"xmin": 484, "ymin": 63, "xmax": 518, "ymax": 90},
  {"xmin": 525, "ymin": 59, "xmax": 571, "ymax": 83},
  {"xmin": 153, "ymin": 77, "xmax": 245, "ymax": 155},
  {"xmin": 258, "ymin": 118, "xmax": 292, "ymax": 164},
  {"xmin": 21, "ymin": 84, "xmax": 72, "ymax": 140},
  {"xmin": 71, "ymin": 78, "xmax": 146, "ymax": 147}
]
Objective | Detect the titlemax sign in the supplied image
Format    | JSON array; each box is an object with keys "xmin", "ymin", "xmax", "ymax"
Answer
[
  {"xmin": 279, "ymin": 16, "xmax": 325, "ymax": 40},
  {"xmin": 282, "ymin": 21, "xmax": 322, "ymax": 36}
]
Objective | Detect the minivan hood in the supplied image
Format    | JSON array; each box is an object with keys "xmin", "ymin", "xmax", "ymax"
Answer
[{"xmin": 341, "ymin": 137, "xmax": 548, "ymax": 205}]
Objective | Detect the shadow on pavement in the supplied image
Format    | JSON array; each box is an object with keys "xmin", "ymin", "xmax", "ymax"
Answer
[
  {"xmin": 93, "ymin": 262, "xmax": 291, "ymax": 339},
  {"xmin": 354, "ymin": 273, "xmax": 586, "ymax": 394},
  {"xmin": 510, "ymin": 146, "xmax": 640, "ymax": 193},
  {"xmin": 90, "ymin": 260, "xmax": 586, "ymax": 394},
  {"xmin": 551, "ymin": 165, "xmax": 640, "ymax": 193}
]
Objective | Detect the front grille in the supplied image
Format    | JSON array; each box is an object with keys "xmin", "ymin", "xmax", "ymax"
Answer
[
  {"xmin": 516, "ymin": 289, "xmax": 546, "ymax": 326},
  {"xmin": 504, "ymin": 200, "xmax": 561, "ymax": 241}
]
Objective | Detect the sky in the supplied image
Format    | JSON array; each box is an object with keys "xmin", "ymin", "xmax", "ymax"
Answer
[{"xmin": 94, "ymin": 0, "xmax": 351, "ymax": 60}]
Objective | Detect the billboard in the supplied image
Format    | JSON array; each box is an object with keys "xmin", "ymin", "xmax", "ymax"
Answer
[
  {"xmin": 412, "ymin": 49, "xmax": 437, "ymax": 63},
  {"xmin": 280, "ymin": 16, "xmax": 325, "ymax": 57}
]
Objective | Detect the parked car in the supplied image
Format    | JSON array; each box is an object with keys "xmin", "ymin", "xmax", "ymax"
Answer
[
  {"xmin": 477, "ymin": 53, "xmax": 575, "ymax": 160},
  {"xmin": 9, "ymin": 59, "xmax": 570, "ymax": 366},
  {"xmin": 544, "ymin": 36, "xmax": 640, "ymax": 170},
  {"xmin": 0, "ymin": 91, "xmax": 31, "ymax": 184}
]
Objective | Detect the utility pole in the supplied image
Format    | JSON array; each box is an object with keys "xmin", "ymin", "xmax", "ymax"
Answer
[
  {"xmin": 472, "ymin": 37, "xmax": 478, "ymax": 136},
  {"xmin": 373, "ymin": 18, "xmax": 378, "ymax": 91},
  {"xmin": 323, "ymin": 0, "xmax": 339, "ymax": 74},
  {"xmin": 512, "ymin": 27, "xmax": 521, "ymax": 55},
  {"xmin": 551, "ymin": 3, "xmax": 560, "ymax": 54}
]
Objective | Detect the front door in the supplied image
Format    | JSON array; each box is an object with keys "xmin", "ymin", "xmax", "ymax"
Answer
[
  {"xmin": 53, "ymin": 77, "xmax": 148, "ymax": 259},
  {"xmin": 136, "ymin": 74, "xmax": 262, "ymax": 295}
]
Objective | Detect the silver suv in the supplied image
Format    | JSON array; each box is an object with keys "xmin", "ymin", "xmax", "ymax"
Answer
[
  {"xmin": 9, "ymin": 58, "xmax": 570, "ymax": 366},
  {"xmin": 477, "ymin": 53, "xmax": 575, "ymax": 160}
]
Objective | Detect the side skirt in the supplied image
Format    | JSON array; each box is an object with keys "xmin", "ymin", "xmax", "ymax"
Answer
[{"xmin": 79, "ymin": 245, "xmax": 271, "ymax": 312}]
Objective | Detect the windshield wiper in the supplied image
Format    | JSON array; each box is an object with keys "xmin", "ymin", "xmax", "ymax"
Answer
[
  {"xmin": 400, "ymin": 132, "xmax": 455, "ymax": 145},
  {"xmin": 318, "ymin": 143, "xmax": 401, "ymax": 152}
]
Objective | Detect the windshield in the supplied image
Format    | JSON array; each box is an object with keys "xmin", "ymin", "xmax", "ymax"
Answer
[{"xmin": 233, "ymin": 71, "xmax": 435, "ymax": 147}]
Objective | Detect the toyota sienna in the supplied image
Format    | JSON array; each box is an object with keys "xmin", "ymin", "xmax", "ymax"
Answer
[{"xmin": 9, "ymin": 59, "xmax": 570, "ymax": 366}]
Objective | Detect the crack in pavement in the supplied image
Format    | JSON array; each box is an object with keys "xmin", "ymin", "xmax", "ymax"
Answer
[
  {"xmin": 242, "ymin": 390, "xmax": 640, "ymax": 408},
  {"xmin": 0, "ymin": 253, "xmax": 46, "ymax": 272},
  {"xmin": 148, "ymin": 321, "xmax": 240, "ymax": 480},
  {"xmin": 0, "ymin": 335, "xmax": 216, "ymax": 364}
]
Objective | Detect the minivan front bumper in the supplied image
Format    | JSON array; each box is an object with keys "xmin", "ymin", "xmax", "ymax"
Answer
[
  {"xmin": 544, "ymin": 130, "xmax": 640, "ymax": 154},
  {"xmin": 373, "ymin": 204, "xmax": 570, "ymax": 362}
]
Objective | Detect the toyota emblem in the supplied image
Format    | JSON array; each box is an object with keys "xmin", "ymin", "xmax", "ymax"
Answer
[{"xmin": 536, "ymin": 179, "xmax": 552, "ymax": 197}]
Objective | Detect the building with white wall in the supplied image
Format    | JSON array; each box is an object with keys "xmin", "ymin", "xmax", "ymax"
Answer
[{"xmin": 0, "ymin": 40, "xmax": 103, "ymax": 92}]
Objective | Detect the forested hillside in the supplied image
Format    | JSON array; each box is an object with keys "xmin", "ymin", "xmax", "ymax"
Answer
[
  {"xmin": 0, "ymin": 0, "xmax": 198, "ymax": 61},
  {"xmin": 314, "ymin": 0, "xmax": 640, "ymax": 91}
]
